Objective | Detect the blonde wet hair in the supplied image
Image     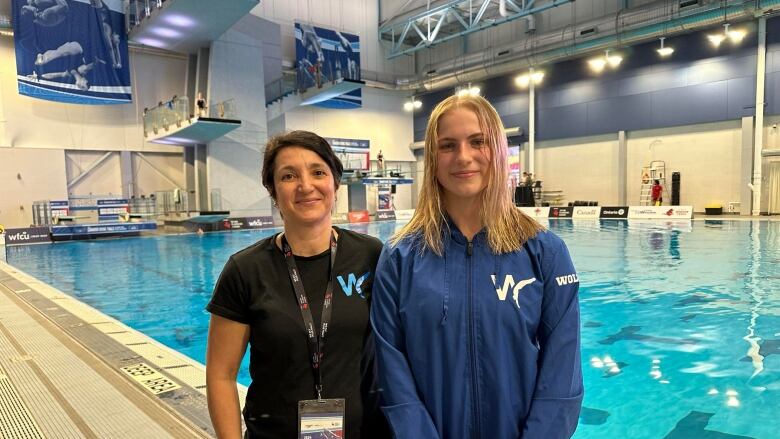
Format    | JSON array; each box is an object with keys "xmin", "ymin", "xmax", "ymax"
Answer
[{"xmin": 392, "ymin": 94, "xmax": 543, "ymax": 255}]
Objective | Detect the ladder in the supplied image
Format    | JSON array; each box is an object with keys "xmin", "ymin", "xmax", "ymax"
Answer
[{"xmin": 639, "ymin": 160, "xmax": 667, "ymax": 206}]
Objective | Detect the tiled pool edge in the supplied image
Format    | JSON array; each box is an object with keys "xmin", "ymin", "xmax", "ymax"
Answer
[{"xmin": 0, "ymin": 260, "xmax": 247, "ymax": 437}]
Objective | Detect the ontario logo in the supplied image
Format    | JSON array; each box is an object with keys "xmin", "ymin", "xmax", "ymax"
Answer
[{"xmin": 337, "ymin": 271, "xmax": 371, "ymax": 298}]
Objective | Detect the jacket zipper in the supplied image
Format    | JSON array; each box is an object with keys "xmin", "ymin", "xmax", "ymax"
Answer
[{"xmin": 466, "ymin": 239, "xmax": 481, "ymax": 437}]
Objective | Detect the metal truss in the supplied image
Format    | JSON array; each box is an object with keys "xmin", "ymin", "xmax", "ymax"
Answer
[{"xmin": 379, "ymin": 0, "xmax": 570, "ymax": 59}]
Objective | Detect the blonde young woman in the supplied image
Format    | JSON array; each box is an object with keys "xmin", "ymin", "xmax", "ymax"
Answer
[{"xmin": 371, "ymin": 95, "xmax": 583, "ymax": 438}]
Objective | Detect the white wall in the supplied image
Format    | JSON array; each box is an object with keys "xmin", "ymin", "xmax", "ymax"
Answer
[
  {"xmin": 207, "ymin": 15, "xmax": 270, "ymax": 216},
  {"xmin": 0, "ymin": 37, "xmax": 189, "ymax": 227},
  {"xmin": 0, "ymin": 148, "xmax": 67, "ymax": 228},
  {"xmin": 250, "ymin": 0, "xmax": 415, "ymax": 81},
  {"xmin": 533, "ymin": 134, "xmax": 620, "ymax": 205},
  {"xmin": 627, "ymin": 121, "xmax": 743, "ymax": 210}
]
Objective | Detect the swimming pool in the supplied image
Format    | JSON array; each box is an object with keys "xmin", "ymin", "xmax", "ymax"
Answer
[{"xmin": 6, "ymin": 220, "xmax": 779, "ymax": 438}]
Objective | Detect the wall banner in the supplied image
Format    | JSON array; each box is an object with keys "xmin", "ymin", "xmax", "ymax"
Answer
[
  {"xmin": 294, "ymin": 22, "xmax": 361, "ymax": 109},
  {"xmin": 13, "ymin": 0, "xmax": 132, "ymax": 104}
]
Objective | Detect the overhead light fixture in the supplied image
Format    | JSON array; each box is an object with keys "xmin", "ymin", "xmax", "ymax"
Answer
[
  {"xmin": 515, "ymin": 69, "xmax": 545, "ymax": 88},
  {"xmin": 588, "ymin": 57, "xmax": 607, "ymax": 73},
  {"xmin": 403, "ymin": 97, "xmax": 422, "ymax": 111},
  {"xmin": 456, "ymin": 83, "xmax": 481, "ymax": 97},
  {"xmin": 588, "ymin": 49, "xmax": 623, "ymax": 73},
  {"xmin": 0, "ymin": 29, "xmax": 13, "ymax": 37},
  {"xmin": 725, "ymin": 23, "xmax": 745, "ymax": 43},
  {"xmin": 657, "ymin": 37, "xmax": 674, "ymax": 57},
  {"xmin": 605, "ymin": 50, "xmax": 623, "ymax": 68},
  {"xmin": 707, "ymin": 33, "xmax": 726, "ymax": 47},
  {"xmin": 710, "ymin": 23, "xmax": 746, "ymax": 48}
]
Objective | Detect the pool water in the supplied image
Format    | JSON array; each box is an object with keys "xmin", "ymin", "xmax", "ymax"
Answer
[{"xmin": 6, "ymin": 220, "xmax": 779, "ymax": 438}]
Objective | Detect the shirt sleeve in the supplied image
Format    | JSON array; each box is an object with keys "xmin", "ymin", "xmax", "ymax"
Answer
[
  {"xmin": 523, "ymin": 236, "xmax": 584, "ymax": 438},
  {"xmin": 206, "ymin": 256, "xmax": 252, "ymax": 325},
  {"xmin": 370, "ymin": 245, "xmax": 440, "ymax": 439}
]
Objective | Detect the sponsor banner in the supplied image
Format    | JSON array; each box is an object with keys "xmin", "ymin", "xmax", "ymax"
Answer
[
  {"xmin": 220, "ymin": 216, "xmax": 275, "ymax": 230},
  {"xmin": 13, "ymin": 0, "xmax": 132, "ymax": 104},
  {"xmin": 376, "ymin": 210, "xmax": 396, "ymax": 221},
  {"xmin": 331, "ymin": 213, "xmax": 348, "ymax": 224},
  {"xmin": 348, "ymin": 210, "xmax": 370, "ymax": 223},
  {"xmin": 549, "ymin": 207, "xmax": 573, "ymax": 218},
  {"xmin": 362, "ymin": 177, "xmax": 414, "ymax": 185},
  {"xmin": 295, "ymin": 23, "xmax": 361, "ymax": 109},
  {"xmin": 519, "ymin": 207, "xmax": 550, "ymax": 218},
  {"xmin": 97, "ymin": 198, "xmax": 129, "ymax": 220},
  {"xmin": 394, "ymin": 209, "xmax": 415, "ymax": 221},
  {"xmin": 628, "ymin": 206, "xmax": 693, "ymax": 219},
  {"xmin": 51, "ymin": 222, "xmax": 156, "ymax": 236},
  {"xmin": 572, "ymin": 206, "xmax": 600, "ymax": 219},
  {"xmin": 50, "ymin": 200, "xmax": 69, "ymax": 217},
  {"xmin": 378, "ymin": 186, "xmax": 392, "ymax": 210},
  {"xmin": 4, "ymin": 227, "xmax": 52, "ymax": 245},
  {"xmin": 600, "ymin": 206, "xmax": 629, "ymax": 219}
]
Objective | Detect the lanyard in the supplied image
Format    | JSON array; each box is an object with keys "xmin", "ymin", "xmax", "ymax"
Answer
[{"xmin": 281, "ymin": 231, "xmax": 337, "ymax": 400}]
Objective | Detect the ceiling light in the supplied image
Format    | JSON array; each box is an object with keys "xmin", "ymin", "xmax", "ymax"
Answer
[
  {"xmin": 605, "ymin": 50, "xmax": 623, "ymax": 67},
  {"xmin": 515, "ymin": 70, "xmax": 545, "ymax": 88},
  {"xmin": 588, "ymin": 57, "xmax": 607, "ymax": 73},
  {"xmin": 469, "ymin": 86, "xmax": 481, "ymax": 96},
  {"xmin": 515, "ymin": 74, "xmax": 530, "ymax": 88},
  {"xmin": 726, "ymin": 25, "xmax": 746, "ymax": 43},
  {"xmin": 657, "ymin": 37, "xmax": 674, "ymax": 57},
  {"xmin": 403, "ymin": 98, "xmax": 422, "ymax": 111},
  {"xmin": 457, "ymin": 88, "xmax": 470, "ymax": 97},
  {"xmin": 708, "ymin": 33, "xmax": 725, "ymax": 47}
]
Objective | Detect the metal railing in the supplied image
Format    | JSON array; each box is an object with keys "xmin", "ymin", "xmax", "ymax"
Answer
[
  {"xmin": 265, "ymin": 71, "xmax": 298, "ymax": 105},
  {"xmin": 126, "ymin": 0, "xmax": 167, "ymax": 32},
  {"xmin": 154, "ymin": 189, "xmax": 190, "ymax": 215},
  {"xmin": 143, "ymin": 96, "xmax": 189, "ymax": 137},
  {"xmin": 206, "ymin": 99, "xmax": 237, "ymax": 119}
]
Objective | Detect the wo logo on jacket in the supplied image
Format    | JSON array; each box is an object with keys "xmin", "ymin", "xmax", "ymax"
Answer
[
  {"xmin": 490, "ymin": 275, "xmax": 536, "ymax": 308},
  {"xmin": 337, "ymin": 271, "xmax": 371, "ymax": 298}
]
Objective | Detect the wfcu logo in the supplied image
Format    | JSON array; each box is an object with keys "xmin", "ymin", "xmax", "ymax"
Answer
[
  {"xmin": 337, "ymin": 271, "xmax": 371, "ymax": 298},
  {"xmin": 491, "ymin": 275, "xmax": 536, "ymax": 308},
  {"xmin": 7, "ymin": 231, "xmax": 31, "ymax": 242}
]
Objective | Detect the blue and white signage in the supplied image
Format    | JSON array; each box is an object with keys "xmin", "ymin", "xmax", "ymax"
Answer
[
  {"xmin": 13, "ymin": 0, "xmax": 132, "ymax": 104},
  {"xmin": 295, "ymin": 22, "xmax": 361, "ymax": 109}
]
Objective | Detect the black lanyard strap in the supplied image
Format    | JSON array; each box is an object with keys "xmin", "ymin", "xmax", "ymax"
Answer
[{"xmin": 281, "ymin": 230, "xmax": 338, "ymax": 400}]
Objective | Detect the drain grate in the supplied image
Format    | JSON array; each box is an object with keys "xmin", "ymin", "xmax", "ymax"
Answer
[{"xmin": 0, "ymin": 366, "xmax": 44, "ymax": 439}]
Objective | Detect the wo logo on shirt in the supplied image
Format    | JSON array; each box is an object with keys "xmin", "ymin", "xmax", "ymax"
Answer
[
  {"xmin": 337, "ymin": 271, "xmax": 370, "ymax": 298},
  {"xmin": 490, "ymin": 275, "xmax": 536, "ymax": 308}
]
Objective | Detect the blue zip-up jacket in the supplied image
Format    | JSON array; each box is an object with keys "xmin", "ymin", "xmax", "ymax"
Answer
[{"xmin": 370, "ymin": 225, "xmax": 583, "ymax": 438}]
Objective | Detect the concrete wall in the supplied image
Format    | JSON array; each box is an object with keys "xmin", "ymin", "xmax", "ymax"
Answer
[
  {"xmin": 0, "ymin": 148, "xmax": 67, "ymax": 228},
  {"xmin": 0, "ymin": 37, "xmax": 189, "ymax": 227},
  {"xmin": 207, "ymin": 15, "xmax": 270, "ymax": 216},
  {"xmin": 626, "ymin": 121, "xmax": 743, "ymax": 210},
  {"xmin": 532, "ymin": 134, "xmax": 620, "ymax": 205}
]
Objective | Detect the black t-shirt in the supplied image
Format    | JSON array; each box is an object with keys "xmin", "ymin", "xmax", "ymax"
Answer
[{"xmin": 206, "ymin": 227, "xmax": 389, "ymax": 439}]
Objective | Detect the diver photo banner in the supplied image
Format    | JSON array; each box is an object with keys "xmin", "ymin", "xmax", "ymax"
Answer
[
  {"xmin": 295, "ymin": 22, "xmax": 361, "ymax": 109},
  {"xmin": 13, "ymin": 0, "xmax": 132, "ymax": 105}
]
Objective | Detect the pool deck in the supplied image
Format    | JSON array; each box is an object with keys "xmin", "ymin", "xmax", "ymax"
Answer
[{"xmin": 0, "ymin": 260, "xmax": 246, "ymax": 438}]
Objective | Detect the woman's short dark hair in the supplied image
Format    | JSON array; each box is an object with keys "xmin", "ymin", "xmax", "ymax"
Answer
[{"xmin": 261, "ymin": 130, "xmax": 344, "ymax": 200}]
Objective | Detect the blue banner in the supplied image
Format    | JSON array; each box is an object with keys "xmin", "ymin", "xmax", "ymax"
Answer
[
  {"xmin": 13, "ymin": 0, "xmax": 132, "ymax": 105},
  {"xmin": 295, "ymin": 22, "xmax": 361, "ymax": 109}
]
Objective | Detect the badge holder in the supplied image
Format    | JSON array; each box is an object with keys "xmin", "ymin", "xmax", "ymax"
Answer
[{"xmin": 298, "ymin": 396, "xmax": 345, "ymax": 439}]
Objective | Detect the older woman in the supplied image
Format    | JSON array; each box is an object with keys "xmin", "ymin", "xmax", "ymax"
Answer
[
  {"xmin": 371, "ymin": 95, "xmax": 583, "ymax": 438},
  {"xmin": 206, "ymin": 131, "xmax": 388, "ymax": 438}
]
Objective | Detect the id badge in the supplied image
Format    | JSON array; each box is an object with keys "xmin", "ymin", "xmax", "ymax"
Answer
[{"xmin": 298, "ymin": 398, "xmax": 345, "ymax": 439}]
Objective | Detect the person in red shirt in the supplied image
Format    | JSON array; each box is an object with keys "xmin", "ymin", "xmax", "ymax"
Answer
[{"xmin": 652, "ymin": 179, "xmax": 663, "ymax": 206}]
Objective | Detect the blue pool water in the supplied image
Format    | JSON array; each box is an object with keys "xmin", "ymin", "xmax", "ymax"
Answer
[{"xmin": 6, "ymin": 220, "xmax": 779, "ymax": 438}]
